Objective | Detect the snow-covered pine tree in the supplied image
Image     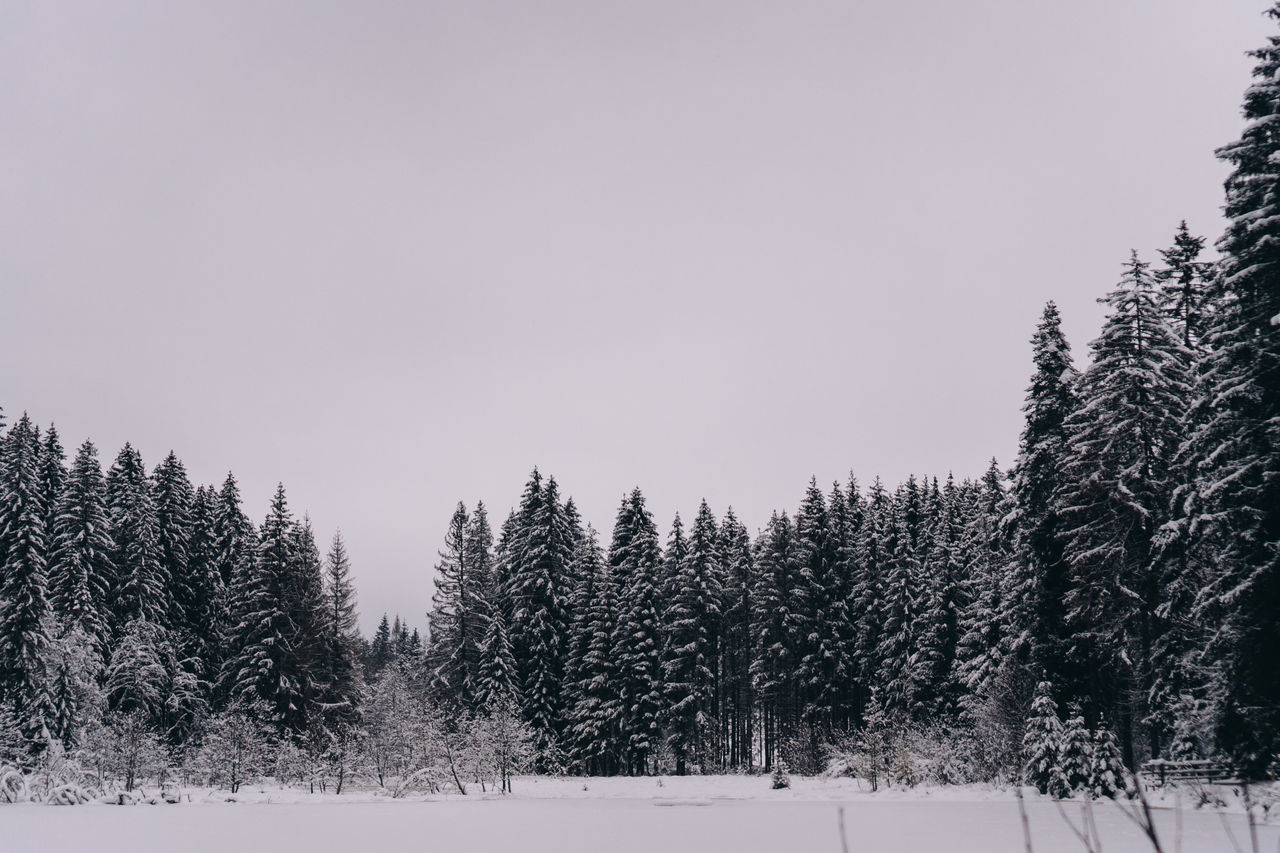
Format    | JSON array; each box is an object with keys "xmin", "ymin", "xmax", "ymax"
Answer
[
  {"xmin": 319, "ymin": 531, "xmax": 361, "ymax": 727},
  {"xmin": 0, "ymin": 415, "xmax": 56, "ymax": 749},
  {"xmin": 875, "ymin": 487, "xmax": 922, "ymax": 720},
  {"xmin": 850, "ymin": 479, "xmax": 889, "ymax": 722},
  {"xmin": 661, "ymin": 503, "xmax": 721, "ymax": 775},
  {"xmin": 1089, "ymin": 718, "xmax": 1126, "ymax": 799},
  {"xmin": 185, "ymin": 485, "xmax": 227, "ymax": 689},
  {"xmin": 48, "ymin": 440, "xmax": 114, "ymax": 658},
  {"xmin": 1058, "ymin": 707, "xmax": 1093, "ymax": 794},
  {"xmin": 105, "ymin": 444, "xmax": 167, "ymax": 633},
  {"xmin": 751, "ymin": 510, "xmax": 798, "ymax": 770},
  {"xmin": 717, "ymin": 508, "xmax": 753, "ymax": 770},
  {"xmin": 1155, "ymin": 221, "xmax": 1213, "ymax": 350},
  {"xmin": 475, "ymin": 598, "xmax": 519, "ymax": 708},
  {"xmin": 367, "ymin": 613, "xmax": 393, "ymax": 679},
  {"xmin": 220, "ymin": 485, "xmax": 318, "ymax": 735},
  {"xmin": 506, "ymin": 473, "xmax": 575, "ymax": 769},
  {"xmin": 150, "ymin": 452, "xmax": 194, "ymax": 640},
  {"xmin": 1022, "ymin": 680, "xmax": 1069, "ymax": 798},
  {"xmin": 212, "ymin": 473, "xmax": 255, "ymax": 595},
  {"xmin": 562, "ymin": 525, "xmax": 621, "ymax": 775},
  {"xmin": 36, "ymin": 425, "xmax": 66, "ymax": 538},
  {"xmin": 1177, "ymin": 9, "xmax": 1280, "ymax": 774},
  {"xmin": 794, "ymin": 480, "xmax": 846, "ymax": 743},
  {"xmin": 609, "ymin": 488, "xmax": 664, "ymax": 775},
  {"xmin": 1006, "ymin": 303, "xmax": 1078, "ymax": 693},
  {"xmin": 427, "ymin": 502, "xmax": 475, "ymax": 710},
  {"xmin": 955, "ymin": 461, "xmax": 1013, "ymax": 698},
  {"xmin": 1057, "ymin": 253, "xmax": 1192, "ymax": 762}
]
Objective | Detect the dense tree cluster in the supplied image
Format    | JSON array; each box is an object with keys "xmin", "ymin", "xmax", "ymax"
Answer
[{"xmin": 3, "ymin": 1, "xmax": 1279, "ymax": 794}]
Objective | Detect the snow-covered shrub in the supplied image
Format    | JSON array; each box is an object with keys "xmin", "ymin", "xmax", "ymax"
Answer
[
  {"xmin": 193, "ymin": 702, "xmax": 270, "ymax": 794},
  {"xmin": 77, "ymin": 710, "xmax": 166, "ymax": 792},
  {"xmin": 964, "ymin": 658, "xmax": 1037, "ymax": 784},
  {"xmin": 771, "ymin": 760, "xmax": 791, "ymax": 789}
]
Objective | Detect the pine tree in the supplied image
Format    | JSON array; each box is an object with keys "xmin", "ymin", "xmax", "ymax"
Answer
[
  {"xmin": 1177, "ymin": 8, "xmax": 1280, "ymax": 773},
  {"xmin": 47, "ymin": 440, "xmax": 114, "ymax": 656},
  {"xmin": 367, "ymin": 613, "xmax": 393, "ymax": 679},
  {"xmin": 794, "ymin": 480, "xmax": 846, "ymax": 740},
  {"xmin": 1155, "ymin": 221, "xmax": 1212, "ymax": 349},
  {"xmin": 1090, "ymin": 719, "xmax": 1126, "ymax": 799},
  {"xmin": 474, "ymin": 605, "xmax": 519, "ymax": 711},
  {"xmin": 220, "ymin": 485, "xmax": 320, "ymax": 735},
  {"xmin": 507, "ymin": 473, "xmax": 575, "ymax": 768},
  {"xmin": 319, "ymin": 531, "xmax": 360, "ymax": 726},
  {"xmin": 850, "ymin": 479, "xmax": 890, "ymax": 721},
  {"xmin": 185, "ymin": 485, "xmax": 227, "ymax": 688},
  {"xmin": 717, "ymin": 508, "xmax": 753, "ymax": 770},
  {"xmin": 427, "ymin": 502, "xmax": 475, "ymax": 709},
  {"xmin": 661, "ymin": 504, "xmax": 720, "ymax": 774},
  {"xmin": 0, "ymin": 415, "xmax": 56, "ymax": 748},
  {"xmin": 150, "ymin": 452, "xmax": 194, "ymax": 638},
  {"xmin": 563, "ymin": 525, "xmax": 621, "ymax": 775},
  {"xmin": 1058, "ymin": 707, "xmax": 1093, "ymax": 794},
  {"xmin": 610, "ymin": 488, "xmax": 664, "ymax": 775},
  {"xmin": 751, "ymin": 510, "xmax": 798, "ymax": 770},
  {"xmin": 37, "ymin": 425, "xmax": 66, "ymax": 537},
  {"xmin": 1057, "ymin": 253, "xmax": 1192, "ymax": 761},
  {"xmin": 1022, "ymin": 681, "xmax": 1068, "ymax": 798},
  {"xmin": 1006, "ymin": 303, "xmax": 1078, "ymax": 691},
  {"xmin": 105, "ymin": 444, "xmax": 167, "ymax": 632}
]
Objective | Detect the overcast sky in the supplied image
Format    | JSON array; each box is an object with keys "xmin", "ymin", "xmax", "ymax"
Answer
[{"xmin": 1, "ymin": 1, "xmax": 1269, "ymax": 633}]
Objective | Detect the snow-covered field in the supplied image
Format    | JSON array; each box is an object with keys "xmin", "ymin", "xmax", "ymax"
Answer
[{"xmin": 4, "ymin": 777, "xmax": 1274, "ymax": 853}]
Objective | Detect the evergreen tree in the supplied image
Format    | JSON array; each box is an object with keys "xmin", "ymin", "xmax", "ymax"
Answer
[
  {"xmin": 609, "ymin": 488, "xmax": 664, "ymax": 775},
  {"xmin": 47, "ymin": 440, "xmax": 114, "ymax": 656},
  {"xmin": 717, "ymin": 508, "xmax": 753, "ymax": 770},
  {"xmin": 507, "ymin": 473, "xmax": 575, "ymax": 768},
  {"xmin": 1155, "ymin": 221, "xmax": 1212, "ymax": 349},
  {"xmin": 320, "ymin": 531, "xmax": 361, "ymax": 726},
  {"xmin": 474, "ymin": 605, "xmax": 519, "ymax": 712},
  {"xmin": 661, "ymin": 504, "xmax": 720, "ymax": 774},
  {"xmin": 1178, "ymin": 10, "xmax": 1280, "ymax": 773},
  {"xmin": 1006, "ymin": 302, "xmax": 1078, "ymax": 691},
  {"xmin": 1058, "ymin": 707, "xmax": 1093, "ymax": 794},
  {"xmin": 1057, "ymin": 253, "xmax": 1192, "ymax": 761},
  {"xmin": 150, "ymin": 452, "xmax": 194, "ymax": 636},
  {"xmin": 1090, "ymin": 719, "xmax": 1126, "ymax": 799},
  {"xmin": 105, "ymin": 444, "xmax": 167, "ymax": 632},
  {"xmin": 220, "ymin": 485, "xmax": 321, "ymax": 735},
  {"xmin": 1022, "ymin": 681, "xmax": 1069, "ymax": 798},
  {"xmin": 37, "ymin": 425, "xmax": 66, "ymax": 537},
  {"xmin": 427, "ymin": 502, "xmax": 476, "ymax": 709},
  {"xmin": 0, "ymin": 415, "xmax": 56, "ymax": 748},
  {"xmin": 367, "ymin": 613, "xmax": 393, "ymax": 679},
  {"xmin": 751, "ymin": 510, "xmax": 798, "ymax": 769},
  {"xmin": 563, "ymin": 525, "xmax": 621, "ymax": 775}
]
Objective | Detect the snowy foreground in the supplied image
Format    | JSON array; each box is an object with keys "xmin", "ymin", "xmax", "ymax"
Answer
[{"xmin": 3, "ymin": 777, "xmax": 1275, "ymax": 853}]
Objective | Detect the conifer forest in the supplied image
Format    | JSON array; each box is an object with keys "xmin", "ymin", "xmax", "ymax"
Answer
[{"xmin": 2, "ymin": 4, "xmax": 1280, "ymax": 844}]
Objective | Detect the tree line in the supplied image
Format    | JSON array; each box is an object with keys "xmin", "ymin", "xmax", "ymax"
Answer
[{"xmin": 2, "ymin": 2, "xmax": 1278, "ymax": 790}]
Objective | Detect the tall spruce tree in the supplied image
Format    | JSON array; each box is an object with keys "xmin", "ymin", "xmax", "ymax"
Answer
[
  {"xmin": 660, "ymin": 504, "xmax": 721, "ymax": 774},
  {"xmin": 1007, "ymin": 302, "xmax": 1078, "ymax": 691},
  {"xmin": 105, "ymin": 444, "xmax": 167, "ymax": 632},
  {"xmin": 1179, "ymin": 9, "xmax": 1280, "ymax": 772},
  {"xmin": 610, "ymin": 488, "xmax": 664, "ymax": 775},
  {"xmin": 1057, "ymin": 253, "xmax": 1192, "ymax": 763},
  {"xmin": 0, "ymin": 415, "xmax": 56, "ymax": 747},
  {"xmin": 48, "ymin": 440, "xmax": 114, "ymax": 656}
]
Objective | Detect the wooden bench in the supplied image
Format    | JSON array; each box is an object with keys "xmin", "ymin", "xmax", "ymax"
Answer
[{"xmin": 1140, "ymin": 758, "xmax": 1238, "ymax": 786}]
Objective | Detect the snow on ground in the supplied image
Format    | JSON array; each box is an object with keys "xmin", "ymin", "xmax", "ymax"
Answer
[{"xmin": 3, "ymin": 777, "xmax": 1275, "ymax": 853}]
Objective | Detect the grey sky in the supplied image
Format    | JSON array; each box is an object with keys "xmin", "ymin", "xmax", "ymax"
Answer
[{"xmin": 1, "ymin": 1, "xmax": 1268, "ymax": 633}]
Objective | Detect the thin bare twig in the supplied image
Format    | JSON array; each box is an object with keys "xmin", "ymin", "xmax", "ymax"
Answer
[{"xmin": 837, "ymin": 806, "xmax": 850, "ymax": 853}]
